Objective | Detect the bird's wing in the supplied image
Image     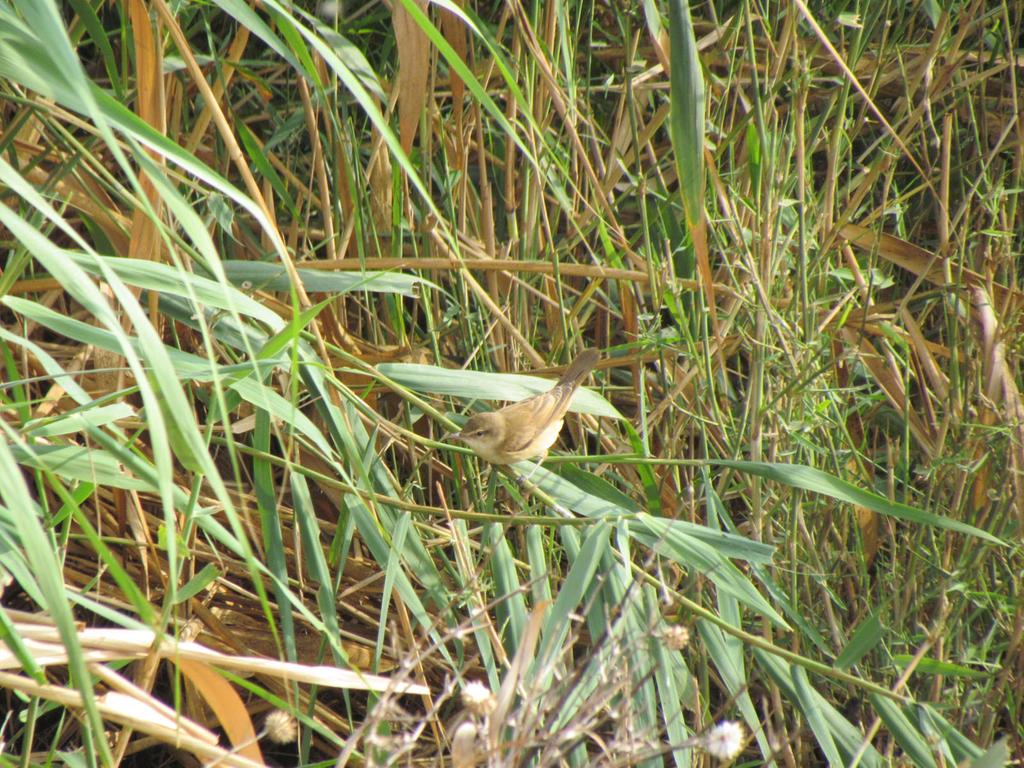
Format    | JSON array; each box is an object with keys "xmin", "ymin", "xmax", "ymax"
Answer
[{"xmin": 497, "ymin": 386, "xmax": 574, "ymax": 454}]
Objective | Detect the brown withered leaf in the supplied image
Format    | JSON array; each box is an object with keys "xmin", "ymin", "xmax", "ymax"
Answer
[
  {"xmin": 840, "ymin": 223, "xmax": 1024, "ymax": 315},
  {"xmin": 180, "ymin": 658, "xmax": 264, "ymax": 765},
  {"xmin": 392, "ymin": 0, "xmax": 431, "ymax": 155},
  {"xmin": 846, "ymin": 456, "xmax": 880, "ymax": 565},
  {"xmin": 837, "ymin": 326, "xmax": 938, "ymax": 457},
  {"xmin": 127, "ymin": 0, "xmax": 166, "ymax": 265}
]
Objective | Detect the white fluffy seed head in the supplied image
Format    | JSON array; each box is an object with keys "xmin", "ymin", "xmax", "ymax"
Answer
[
  {"xmin": 461, "ymin": 680, "xmax": 496, "ymax": 717},
  {"xmin": 703, "ymin": 720, "xmax": 744, "ymax": 762}
]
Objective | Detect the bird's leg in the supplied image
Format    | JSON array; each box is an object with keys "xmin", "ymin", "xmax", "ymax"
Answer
[{"xmin": 516, "ymin": 453, "xmax": 547, "ymax": 487}]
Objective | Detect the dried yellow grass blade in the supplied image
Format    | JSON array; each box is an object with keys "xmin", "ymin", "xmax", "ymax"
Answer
[
  {"xmin": 4, "ymin": 623, "xmax": 429, "ymax": 695},
  {"xmin": 0, "ymin": 669, "xmax": 262, "ymax": 768},
  {"xmin": 900, "ymin": 307, "xmax": 950, "ymax": 405}
]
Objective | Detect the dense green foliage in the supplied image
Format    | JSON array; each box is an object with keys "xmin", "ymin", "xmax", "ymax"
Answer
[{"xmin": 0, "ymin": 0, "xmax": 1019, "ymax": 765}]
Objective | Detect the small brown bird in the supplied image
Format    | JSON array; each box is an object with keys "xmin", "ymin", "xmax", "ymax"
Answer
[{"xmin": 448, "ymin": 349, "xmax": 600, "ymax": 472}]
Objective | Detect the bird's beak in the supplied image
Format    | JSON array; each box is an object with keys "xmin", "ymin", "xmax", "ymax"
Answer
[{"xmin": 444, "ymin": 430, "xmax": 463, "ymax": 442}]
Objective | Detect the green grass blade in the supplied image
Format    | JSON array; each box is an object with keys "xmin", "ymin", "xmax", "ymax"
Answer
[{"xmin": 714, "ymin": 460, "xmax": 1003, "ymax": 544}]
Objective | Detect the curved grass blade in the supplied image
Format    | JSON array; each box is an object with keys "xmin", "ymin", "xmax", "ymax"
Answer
[
  {"xmin": 869, "ymin": 695, "xmax": 938, "ymax": 768},
  {"xmin": 754, "ymin": 647, "xmax": 883, "ymax": 768},
  {"xmin": 377, "ymin": 362, "xmax": 621, "ymax": 419},
  {"xmin": 219, "ymin": 261, "xmax": 431, "ymax": 297},
  {"xmin": 714, "ymin": 460, "xmax": 1002, "ymax": 544}
]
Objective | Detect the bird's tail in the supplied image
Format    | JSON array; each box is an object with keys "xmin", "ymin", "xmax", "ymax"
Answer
[{"xmin": 555, "ymin": 348, "xmax": 600, "ymax": 390}]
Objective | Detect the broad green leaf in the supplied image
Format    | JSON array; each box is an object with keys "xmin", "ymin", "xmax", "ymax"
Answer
[
  {"xmin": 220, "ymin": 260, "xmax": 431, "ymax": 297},
  {"xmin": 553, "ymin": 464, "xmax": 642, "ymax": 512},
  {"xmin": 377, "ymin": 362, "xmax": 621, "ymax": 418},
  {"xmin": 534, "ymin": 521, "xmax": 611, "ymax": 677},
  {"xmin": 967, "ymin": 740, "xmax": 1009, "ymax": 768},
  {"xmin": 714, "ymin": 461, "xmax": 1002, "ymax": 544},
  {"xmin": 870, "ymin": 695, "xmax": 937, "ymax": 768},
  {"xmin": 0, "ymin": 604, "xmax": 44, "ymax": 682},
  {"xmin": 64, "ymin": 252, "xmax": 282, "ymax": 329},
  {"xmin": 24, "ymin": 403, "xmax": 136, "ymax": 438},
  {"xmin": 666, "ymin": 0, "xmax": 705, "ymax": 230},
  {"xmin": 9, "ymin": 443, "xmax": 154, "ymax": 491},
  {"xmin": 292, "ymin": 473, "xmax": 345, "ymax": 666},
  {"xmin": 891, "ymin": 655, "xmax": 990, "ymax": 679},
  {"xmin": 174, "ymin": 564, "xmax": 221, "ymax": 604},
  {"xmin": 792, "ymin": 666, "xmax": 843, "ymax": 766},
  {"xmin": 631, "ymin": 514, "xmax": 787, "ymax": 626},
  {"xmin": 754, "ymin": 648, "xmax": 883, "ymax": 768},
  {"xmin": 527, "ymin": 465, "xmax": 636, "ymax": 516},
  {"xmin": 486, "ymin": 521, "xmax": 529, "ymax": 651},
  {"xmin": 630, "ymin": 514, "xmax": 775, "ymax": 564},
  {"xmin": 649, "ymin": 586, "xmax": 694, "ymax": 766},
  {"xmin": 2, "ymin": 296, "xmax": 224, "ymax": 380},
  {"xmin": 0, "ymin": 422, "xmax": 111, "ymax": 763},
  {"xmin": 835, "ymin": 610, "xmax": 884, "ymax": 670},
  {"xmin": 915, "ymin": 705, "xmax": 984, "ymax": 763}
]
